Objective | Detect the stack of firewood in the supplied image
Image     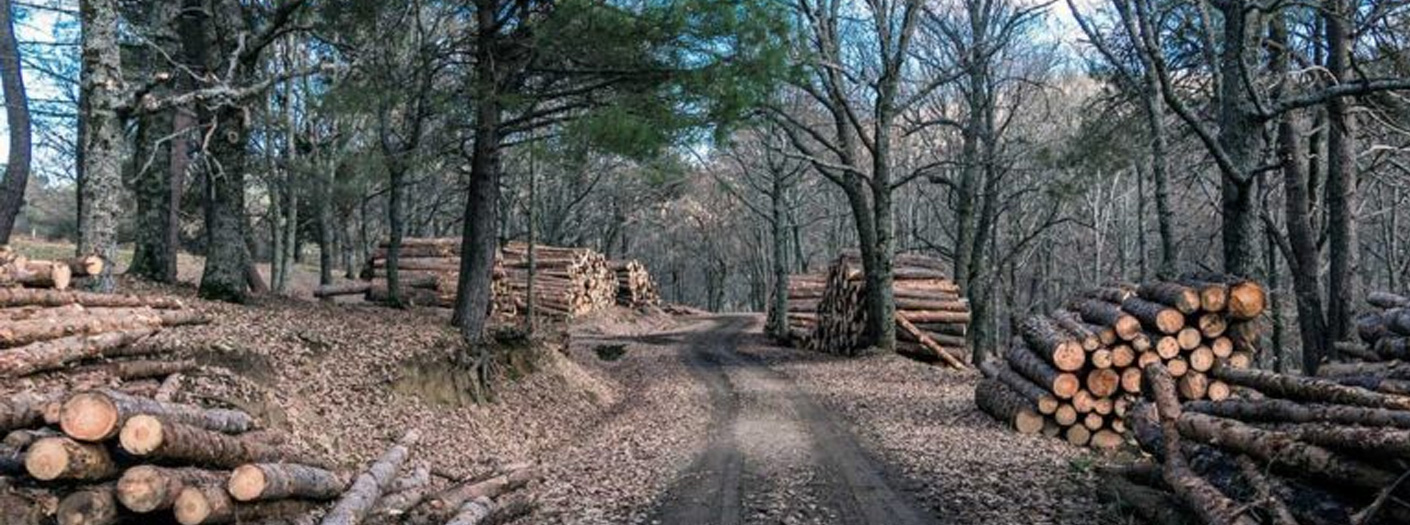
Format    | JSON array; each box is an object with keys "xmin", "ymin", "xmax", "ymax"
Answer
[
  {"xmin": 1108, "ymin": 362, "xmax": 1410, "ymax": 525},
  {"xmin": 499, "ymin": 242, "xmax": 615, "ymax": 318},
  {"xmin": 322, "ymin": 238, "xmax": 630, "ymax": 320},
  {"xmin": 799, "ymin": 252, "xmax": 970, "ymax": 368},
  {"xmin": 608, "ymin": 260, "xmax": 660, "ymax": 308},
  {"xmin": 0, "ymin": 246, "xmax": 106, "ymax": 291},
  {"xmin": 976, "ymin": 276, "xmax": 1267, "ymax": 449}
]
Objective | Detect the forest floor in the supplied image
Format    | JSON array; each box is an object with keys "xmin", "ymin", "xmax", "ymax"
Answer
[{"xmin": 9, "ymin": 236, "xmax": 1125, "ymax": 524}]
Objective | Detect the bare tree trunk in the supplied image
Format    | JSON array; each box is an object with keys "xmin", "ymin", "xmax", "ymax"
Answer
[
  {"xmin": 0, "ymin": 0, "xmax": 32, "ymax": 244},
  {"xmin": 1141, "ymin": 63, "xmax": 1177, "ymax": 278},
  {"xmin": 1323, "ymin": 0, "xmax": 1358, "ymax": 347},
  {"xmin": 452, "ymin": 0, "xmax": 503, "ymax": 347},
  {"xmin": 78, "ymin": 0, "xmax": 123, "ymax": 293},
  {"xmin": 767, "ymin": 167, "xmax": 788, "ymax": 340}
]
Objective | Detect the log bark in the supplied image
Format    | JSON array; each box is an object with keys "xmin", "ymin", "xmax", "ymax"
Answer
[
  {"xmin": 1144, "ymin": 365, "xmax": 1257, "ymax": 525},
  {"xmin": 118, "ymin": 415, "xmax": 293, "ymax": 468},
  {"xmin": 1072, "ymin": 299, "xmax": 1142, "ymax": 340},
  {"xmin": 62, "ymin": 390, "xmax": 254, "ymax": 442},
  {"xmin": 24, "ymin": 436, "xmax": 118, "ymax": 481},
  {"xmin": 314, "ymin": 282, "xmax": 373, "ymax": 298},
  {"xmin": 1175, "ymin": 411, "xmax": 1397, "ymax": 488},
  {"xmin": 1004, "ymin": 343, "xmax": 1080, "ymax": 398},
  {"xmin": 409, "ymin": 464, "xmax": 539, "ymax": 525},
  {"xmin": 1367, "ymin": 291, "xmax": 1410, "ymax": 309},
  {"xmin": 0, "ymin": 329, "xmax": 160, "ymax": 377},
  {"xmin": 117, "ymin": 465, "xmax": 226, "ymax": 513},
  {"xmin": 0, "ymin": 288, "xmax": 184, "ymax": 309},
  {"xmin": 1122, "ymin": 297, "xmax": 1184, "ymax": 334},
  {"xmin": 979, "ymin": 360, "xmax": 1058, "ymax": 414},
  {"xmin": 229, "ymin": 463, "xmax": 347, "ymax": 502},
  {"xmin": 0, "ymin": 391, "xmax": 59, "ymax": 432},
  {"xmin": 1185, "ymin": 398, "xmax": 1410, "ymax": 429},
  {"xmin": 74, "ymin": 359, "xmax": 196, "ymax": 381},
  {"xmin": 1019, "ymin": 316, "xmax": 1085, "ymax": 372},
  {"xmin": 975, "ymin": 378, "xmax": 1044, "ymax": 434},
  {"xmin": 1211, "ymin": 364, "xmax": 1410, "ymax": 410},
  {"xmin": 56, "ymin": 484, "xmax": 118, "ymax": 525},
  {"xmin": 320, "ymin": 430, "xmax": 420, "ymax": 525},
  {"xmin": 1138, "ymin": 282, "xmax": 1201, "ymax": 314},
  {"xmin": 1316, "ymin": 360, "xmax": 1410, "ymax": 380},
  {"xmin": 1095, "ymin": 471, "xmax": 1197, "ymax": 525}
]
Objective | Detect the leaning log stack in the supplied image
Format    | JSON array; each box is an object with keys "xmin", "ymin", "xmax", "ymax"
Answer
[
  {"xmin": 976, "ymin": 276, "xmax": 1268, "ymax": 449},
  {"xmin": 1112, "ymin": 363, "xmax": 1410, "ymax": 525},
  {"xmin": 803, "ymin": 252, "xmax": 970, "ymax": 368},
  {"xmin": 608, "ymin": 260, "xmax": 660, "ymax": 308}
]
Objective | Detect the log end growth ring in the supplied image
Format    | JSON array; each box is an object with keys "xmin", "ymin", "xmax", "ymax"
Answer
[
  {"xmin": 59, "ymin": 392, "xmax": 120, "ymax": 442},
  {"xmin": 227, "ymin": 464, "xmax": 266, "ymax": 502},
  {"xmin": 23, "ymin": 438, "xmax": 72, "ymax": 480},
  {"xmin": 118, "ymin": 414, "xmax": 165, "ymax": 455},
  {"xmin": 117, "ymin": 465, "xmax": 167, "ymax": 512}
]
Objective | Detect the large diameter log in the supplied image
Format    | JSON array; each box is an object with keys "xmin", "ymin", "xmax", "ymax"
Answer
[
  {"xmin": 1264, "ymin": 421, "xmax": 1410, "ymax": 457},
  {"xmin": 320, "ymin": 430, "xmax": 421, "ymax": 525},
  {"xmin": 1004, "ymin": 343, "xmax": 1080, "ymax": 399},
  {"xmin": 1211, "ymin": 364, "xmax": 1410, "ymax": 410},
  {"xmin": 1086, "ymin": 369, "xmax": 1120, "ymax": 398},
  {"xmin": 1226, "ymin": 280, "xmax": 1266, "ymax": 320},
  {"xmin": 118, "ymin": 415, "xmax": 290, "ymax": 468},
  {"xmin": 1072, "ymin": 299, "xmax": 1141, "ymax": 340},
  {"xmin": 1019, "ymin": 316, "xmax": 1085, "ymax": 372},
  {"xmin": 56, "ymin": 484, "xmax": 118, "ymax": 525},
  {"xmin": 314, "ymin": 282, "xmax": 373, "ymax": 298},
  {"xmin": 0, "ymin": 329, "xmax": 160, "ymax": 377},
  {"xmin": 174, "ymin": 485, "xmax": 314, "ymax": 525},
  {"xmin": 979, "ymin": 360, "xmax": 1058, "ymax": 414},
  {"xmin": 1138, "ymin": 282, "xmax": 1201, "ymax": 314},
  {"xmin": 118, "ymin": 466, "xmax": 226, "ymax": 513},
  {"xmin": 62, "ymin": 390, "xmax": 254, "ymax": 442},
  {"xmin": 24, "ymin": 436, "xmax": 118, "ymax": 481},
  {"xmin": 228, "ymin": 463, "xmax": 347, "ymax": 502},
  {"xmin": 974, "ymin": 378, "xmax": 1044, "ymax": 434},
  {"xmin": 1122, "ymin": 297, "xmax": 1184, "ymax": 334},
  {"xmin": 1175, "ymin": 411, "xmax": 1396, "ymax": 488}
]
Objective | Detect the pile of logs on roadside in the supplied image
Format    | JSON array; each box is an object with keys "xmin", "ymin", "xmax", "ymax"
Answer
[
  {"xmin": 1108, "ymin": 363, "xmax": 1410, "ymax": 525},
  {"xmin": 609, "ymin": 260, "xmax": 660, "ymax": 309},
  {"xmin": 1315, "ymin": 291, "xmax": 1410, "ymax": 393},
  {"xmin": 780, "ymin": 252, "xmax": 970, "ymax": 368},
  {"xmin": 976, "ymin": 276, "xmax": 1267, "ymax": 449},
  {"xmin": 321, "ymin": 238, "xmax": 654, "ymax": 319},
  {"xmin": 0, "ymin": 246, "xmax": 106, "ymax": 291}
]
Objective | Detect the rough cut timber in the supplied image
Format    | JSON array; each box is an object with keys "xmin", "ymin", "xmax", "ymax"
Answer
[
  {"xmin": 408, "ymin": 464, "xmax": 540, "ymax": 525},
  {"xmin": 174, "ymin": 484, "xmax": 314, "ymax": 525},
  {"xmin": 118, "ymin": 415, "xmax": 292, "ymax": 468},
  {"xmin": 24, "ymin": 436, "xmax": 119, "ymax": 481},
  {"xmin": 0, "ymin": 329, "xmax": 160, "ymax": 378},
  {"xmin": 0, "ymin": 287, "xmax": 185, "ymax": 309}
]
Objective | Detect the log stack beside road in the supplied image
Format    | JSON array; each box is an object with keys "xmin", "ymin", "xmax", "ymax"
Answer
[
  {"xmin": 1315, "ymin": 290, "xmax": 1410, "ymax": 395},
  {"xmin": 976, "ymin": 276, "xmax": 1268, "ymax": 450}
]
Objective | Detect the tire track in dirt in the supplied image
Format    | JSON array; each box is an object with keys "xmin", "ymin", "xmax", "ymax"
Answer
[{"xmin": 649, "ymin": 315, "xmax": 936, "ymax": 525}]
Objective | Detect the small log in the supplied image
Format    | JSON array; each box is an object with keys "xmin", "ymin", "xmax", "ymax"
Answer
[
  {"xmin": 156, "ymin": 373, "xmax": 184, "ymax": 403},
  {"xmin": 1367, "ymin": 291, "xmax": 1410, "ymax": 309},
  {"xmin": 1083, "ymin": 412, "xmax": 1105, "ymax": 431},
  {"xmin": 24, "ymin": 436, "xmax": 118, "ymax": 481},
  {"xmin": 1188, "ymin": 347, "xmax": 1215, "ymax": 373},
  {"xmin": 1226, "ymin": 280, "xmax": 1266, "ymax": 320},
  {"xmin": 1054, "ymin": 404, "xmax": 1078, "ymax": 426},
  {"xmin": 1, "ymin": 391, "xmax": 59, "ymax": 432},
  {"xmin": 174, "ymin": 484, "xmax": 314, "ymax": 525},
  {"xmin": 4, "ymin": 428, "xmax": 59, "ymax": 449},
  {"xmin": 1066, "ymin": 424, "xmax": 1091, "ymax": 446},
  {"xmin": 1177, "ymin": 371, "xmax": 1208, "ymax": 400},
  {"xmin": 314, "ymin": 282, "xmax": 373, "ymax": 298},
  {"xmin": 1316, "ymin": 360, "xmax": 1410, "ymax": 380},
  {"xmin": 1206, "ymin": 381, "xmax": 1231, "ymax": 401},
  {"xmin": 62, "ymin": 390, "xmax": 254, "ymax": 442},
  {"xmin": 1110, "ymin": 345, "xmax": 1135, "ymax": 368},
  {"xmin": 1121, "ymin": 367, "xmax": 1143, "ymax": 394},
  {"xmin": 228, "ymin": 463, "xmax": 347, "ymax": 502},
  {"xmin": 1091, "ymin": 429, "xmax": 1123, "ymax": 451},
  {"xmin": 409, "ymin": 464, "xmax": 539, "ymax": 525},
  {"xmin": 1020, "ymin": 316, "xmax": 1085, "ymax": 372},
  {"xmin": 1183, "ymin": 398, "xmax": 1410, "ymax": 429},
  {"xmin": 1198, "ymin": 314, "xmax": 1228, "ymax": 338},
  {"xmin": 68, "ymin": 255, "xmax": 106, "ymax": 277},
  {"xmin": 118, "ymin": 415, "xmax": 292, "ymax": 468},
  {"xmin": 1086, "ymin": 368, "xmax": 1120, "ymax": 398},
  {"xmin": 979, "ymin": 360, "xmax": 1059, "ymax": 414},
  {"xmin": 73, "ymin": 359, "xmax": 196, "ymax": 381},
  {"xmin": 1004, "ymin": 343, "xmax": 1080, "ymax": 399},
  {"xmin": 56, "ymin": 484, "xmax": 118, "ymax": 525},
  {"xmin": 0, "ymin": 288, "xmax": 184, "ymax": 309},
  {"xmin": 974, "ymin": 378, "xmax": 1045, "ymax": 434},
  {"xmin": 117, "ymin": 465, "xmax": 226, "ymax": 513},
  {"xmin": 1072, "ymin": 299, "xmax": 1142, "ymax": 340},
  {"xmin": 1122, "ymin": 297, "xmax": 1184, "ymax": 334},
  {"xmin": 1232, "ymin": 455, "xmax": 1299, "ymax": 525},
  {"xmin": 1138, "ymin": 282, "xmax": 1201, "ymax": 314},
  {"xmin": 320, "ymin": 430, "xmax": 421, "ymax": 525},
  {"xmin": 1176, "ymin": 328, "xmax": 1202, "ymax": 351},
  {"xmin": 1144, "ymin": 364, "xmax": 1256, "ymax": 525},
  {"xmin": 1154, "ymin": 336, "xmax": 1180, "ymax": 359},
  {"xmin": 1167, "ymin": 357, "xmax": 1189, "ymax": 378},
  {"xmin": 1095, "ymin": 471, "xmax": 1195, "ymax": 525}
]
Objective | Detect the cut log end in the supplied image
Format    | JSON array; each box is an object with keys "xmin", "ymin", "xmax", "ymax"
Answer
[
  {"xmin": 1053, "ymin": 373, "xmax": 1081, "ymax": 399},
  {"xmin": 59, "ymin": 392, "xmax": 121, "ymax": 442},
  {"xmin": 174, "ymin": 486, "xmax": 223, "ymax": 525},
  {"xmin": 24, "ymin": 437, "xmax": 114, "ymax": 481},
  {"xmin": 117, "ymin": 465, "xmax": 172, "ymax": 513},
  {"xmin": 228, "ymin": 464, "xmax": 267, "ymax": 502},
  {"xmin": 117, "ymin": 414, "xmax": 165, "ymax": 455}
]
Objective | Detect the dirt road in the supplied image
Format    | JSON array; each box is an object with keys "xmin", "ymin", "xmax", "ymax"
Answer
[{"xmin": 648, "ymin": 316, "xmax": 936, "ymax": 525}]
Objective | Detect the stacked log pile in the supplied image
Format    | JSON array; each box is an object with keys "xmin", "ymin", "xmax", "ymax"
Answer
[
  {"xmin": 776, "ymin": 273, "xmax": 825, "ymax": 348},
  {"xmin": 976, "ymin": 276, "xmax": 1268, "ymax": 449},
  {"xmin": 793, "ymin": 252, "xmax": 969, "ymax": 368},
  {"xmin": 499, "ymin": 242, "xmax": 615, "ymax": 318},
  {"xmin": 323, "ymin": 238, "xmax": 630, "ymax": 320},
  {"xmin": 0, "ymin": 246, "xmax": 106, "ymax": 291},
  {"xmin": 1114, "ymin": 363, "xmax": 1410, "ymax": 525},
  {"xmin": 1317, "ymin": 291, "xmax": 1410, "ymax": 393},
  {"xmin": 609, "ymin": 260, "xmax": 660, "ymax": 308}
]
